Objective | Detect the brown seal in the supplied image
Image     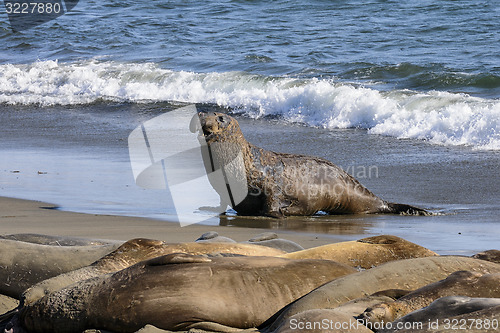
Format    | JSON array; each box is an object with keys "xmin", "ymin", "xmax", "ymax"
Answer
[
  {"xmin": 262, "ymin": 256, "xmax": 500, "ymax": 332},
  {"xmin": 0, "ymin": 238, "xmax": 121, "ymax": 299},
  {"xmin": 384, "ymin": 296, "xmax": 500, "ymax": 333},
  {"xmin": 17, "ymin": 254, "xmax": 356, "ymax": 332},
  {"xmin": 388, "ymin": 303, "xmax": 500, "ymax": 333},
  {"xmin": 281, "ymin": 235, "xmax": 438, "ymax": 269},
  {"xmin": 472, "ymin": 249, "xmax": 500, "ymax": 264},
  {"xmin": 0, "ymin": 234, "xmax": 120, "ymax": 247},
  {"xmin": 197, "ymin": 112, "xmax": 428, "ymax": 217},
  {"xmin": 21, "ymin": 238, "xmax": 287, "ymax": 306},
  {"xmin": 358, "ymin": 271, "xmax": 500, "ymax": 326}
]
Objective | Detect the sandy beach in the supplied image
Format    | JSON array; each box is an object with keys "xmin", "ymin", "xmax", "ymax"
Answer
[{"xmin": 0, "ymin": 196, "xmax": 340, "ymax": 247}]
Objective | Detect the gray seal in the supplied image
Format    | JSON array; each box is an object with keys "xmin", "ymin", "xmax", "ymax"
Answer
[{"xmin": 197, "ymin": 112, "xmax": 428, "ymax": 217}]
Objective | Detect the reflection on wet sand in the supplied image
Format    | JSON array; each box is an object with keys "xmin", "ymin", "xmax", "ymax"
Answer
[{"xmin": 219, "ymin": 214, "xmax": 379, "ymax": 235}]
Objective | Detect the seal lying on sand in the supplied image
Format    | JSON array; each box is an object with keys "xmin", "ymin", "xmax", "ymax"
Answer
[
  {"xmin": 0, "ymin": 234, "xmax": 120, "ymax": 247},
  {"xmin": 281, "ymin": 235, "xmax": 437, "ymax": 268},
  {"xmin": 392, "ymin": 305, "xmax": 500, "ymax": 333},
  {"xmin": 261, "ymin": 256, "xmax": 500, "ymax": 332},
  {"xmin": 0, "ymin": 238, "xmax": 121, "ymax": 299},
  {"xmin": 195, "ymin": 231, "xmax": 304, "ymax": 252},
  {"xmin": 196, "ymin": 112, "xmax": 428, "ymax": 217},
  {"xmin": 244, "ymin": 232, "xmax": 304, "ymax": 252},
  {"xmin": 17, "ymin": 254, "xmax": 356, "ymax": 333},
  {"xmin": 195, "ymin": 231, "xmax": 236, "ymax": 243},
  {"xmin": 473, "ymin": 249, "xmax": 500, "ymax": 264},
  {"xmin": 358, "ymin": 271, "xmax": 500, "ymax": 325},
  {"xmin": 21, "ymin": 238, "xmax": 287, "ymax": 306},
  {"xmin": 381, "ymin": 296, "xmax": 500, "ymax": 333}
]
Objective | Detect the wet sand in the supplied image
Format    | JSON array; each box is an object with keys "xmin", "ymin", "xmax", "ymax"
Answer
[
  {"xmin": 1, "ymin": 102, "xmax": 500, "ymax": 255},
  {"xmin": 0, "ymin": 196, "xmax": 340, "ymax": 247}
]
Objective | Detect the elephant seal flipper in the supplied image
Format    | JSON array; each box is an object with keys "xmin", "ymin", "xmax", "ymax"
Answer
[
  {"xmin": 146, "ymin": 253, "xmax": 213, "ymax": 265},
  {"xmin": 246, "ymin": 233, "xmax": 304, "ymax": 253},
  {"xmin": 195, "ymin": 232, "xmax": 236, "ymax": 243},
  {"xmin": 248, "ymin": 232, "xmax": 278, "ymax": 242},
  {"xmin": 198, "ymin": 112, "xmax": 429, "ymax": 217}
]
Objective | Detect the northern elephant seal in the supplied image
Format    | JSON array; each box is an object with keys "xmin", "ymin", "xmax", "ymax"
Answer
[
  {"xmin": 0, "ymin": 239, "xmax": 121, "ymax": 299},
  {"xmin": 0, "ymin": 234, "xmax": 121, "ymax": 247},
  {"xmin": 17, "ymin": 254, "xmax": 357, "ymax": 332},
  {"xmin": 281, "ymin": 235, "xmax": 437, "ymax": 268},
  {"xmin": 195, "ymin": 231, "xmax": 236, "ymax": 243},
  {"xmin": 380, "ymin": 296, "xmax": 500, "ymax": 333},
  {"xmin": 21, "ymin": 238, "xmax": 287, "ymax": 306},
  {"xmin": 358, "ymin": 271, "xmax": 500, "ymax": 326},
  {"xmin": 473, "ymin": 250, "xmax": 500, "ymax": 264},
  {"xmin": 262, "ymin": 256, "xmax": 500, "ymax": 332},
  {"xmin": 245, "ymin": 232, "xmax": 304, "ymax": 253},
  {"xmin": 196, "ymin": 112, "xmax": 428, "ymax": 217}
]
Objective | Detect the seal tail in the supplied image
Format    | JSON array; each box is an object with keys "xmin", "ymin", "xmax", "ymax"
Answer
[{"xmin": 384, "ymin": 202, "xmax": 430, "ymax": 216}]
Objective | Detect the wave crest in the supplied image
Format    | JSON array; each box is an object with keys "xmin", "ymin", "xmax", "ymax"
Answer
[{"xmin": 1, "ymin": 60, "xmax": 499, "ymax": 150}]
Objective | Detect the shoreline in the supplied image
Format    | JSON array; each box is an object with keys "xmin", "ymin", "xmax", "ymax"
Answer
[{"xmin": 0, "ymin": 196, "xmax": 342, "ymax": 247}]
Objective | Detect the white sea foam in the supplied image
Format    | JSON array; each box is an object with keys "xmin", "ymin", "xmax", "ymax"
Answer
[{"xmin": 1, "ymin": 60, "xmax": 499, "ymax": 150}]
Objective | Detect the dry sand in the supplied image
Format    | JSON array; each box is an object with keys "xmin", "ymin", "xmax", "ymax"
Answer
[{"xmin": 0, "ymin": 196, "xmax": 340, "ymax": 247}]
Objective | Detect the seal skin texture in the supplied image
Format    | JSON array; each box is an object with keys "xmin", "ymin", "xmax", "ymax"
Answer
[
  {"xmin": 358, "ymin": 270, "xmax": 500, "ymax": 326},
  {"xmin": 197, "ymin": 112, "xmax": 428, "ymax": 217},
  {"xmin": 18, "ymin": 254, "xmax": 356, "ymax": 333},
  {"xmin": 21, "ymin": 238, "xmax": 287, "ymax": 306}
]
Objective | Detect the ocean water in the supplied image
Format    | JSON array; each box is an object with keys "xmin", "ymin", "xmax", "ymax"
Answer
[{"xmin": 1, "ymin": 0, "xmax": 499, "ymax": 253}]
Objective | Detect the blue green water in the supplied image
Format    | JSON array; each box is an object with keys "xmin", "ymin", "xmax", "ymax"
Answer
[
  {"xmin": 2, "ymin": 0, "xmax": 499, "ymax": 95},
  {"xmin": 1, "ymin": 0, "xmax": 499, "ymax": 253},
  {"xmin": 1, "ymin": 0, "xmax": 499, "ymax": 148}
]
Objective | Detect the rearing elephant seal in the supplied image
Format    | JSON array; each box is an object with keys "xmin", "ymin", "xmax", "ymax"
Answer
[{"xmin": 196, "ymin": 112, "xmax": 428, "ymax": 217}]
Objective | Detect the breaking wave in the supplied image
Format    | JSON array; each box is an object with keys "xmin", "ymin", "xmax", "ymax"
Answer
[{"xmin": 1, "ymin": 60, "xmax": 499, "ymax": 150}]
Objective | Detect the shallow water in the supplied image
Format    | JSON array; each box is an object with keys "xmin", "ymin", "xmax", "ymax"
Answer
[{"xmin": 1, "ymin": 103, "xmax": 499, "ymax": 255}]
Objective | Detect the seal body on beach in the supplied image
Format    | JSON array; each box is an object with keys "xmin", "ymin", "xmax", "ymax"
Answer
[
  {"xmin": 197, "ymin": 112, "xmax": 428, "ymax": 217},
  {"xmin": 0, "ymin": 234, "xmax": 120, "ymax": 247},
  {"xmin": 383, "ymin": 296, "xmax": 500, "ymax": 332},
  {"xmin": 473, "ymin": 249, "xmax": 500, "ymax": 264},
  {"xmin": 385, "ymin": 303, "xmax": 500, "ymax": 333},
  {"xmin": 262, "ymin": 256, "xmax": 500, "ymax": 332},
  {"xmin": 0, "ymin": 238, "xmax": 121, "ymax": 299},
  {"xmin": 245, "ymin": 232, "xmax": 305, "ymax": 252},
  {"xmin": 281, "ymin": 235, "xmax": 438, "ymax": 268},
  {"xmin": 358, "ymin": 271, "xmax": 500, "ymax": 325},
  {"xmin": 21, "ymin": 238, "xmax": 288, "ymax": 305},
  {"xmin": 18, "ymin": 254, "xmax": 356, "ymax": 333}
]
